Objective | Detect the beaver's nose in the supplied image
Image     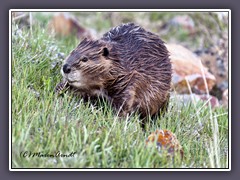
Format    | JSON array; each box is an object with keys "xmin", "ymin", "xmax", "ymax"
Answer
[{"xmin": 63, "ymin": 64, "xmax": 71, "ymax": 74}]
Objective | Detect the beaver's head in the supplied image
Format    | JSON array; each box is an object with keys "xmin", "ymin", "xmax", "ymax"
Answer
[{"xmin": 61, "ymin": 39, "xmax": 112, "ymax": 91}]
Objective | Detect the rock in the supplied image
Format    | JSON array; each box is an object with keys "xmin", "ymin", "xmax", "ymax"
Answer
[
  {"xmin": 194, "ymin": 39, "xmax": 228, "ymax": 100},
  {"xmin": 210, "ymin": 81, "xmax": 228, "ymax": 100},
  {"xmin": 222, "ymin": 89, "xmax": 228, "ymax": 108},
  {"xmin": 48, "ymin": 13, "xmax": 94, "ymax": 40},
  {"xmin": 12, "ymin": 12, "xmax": 30, "ymax": 28},
  {"xmin": 169, "ymin": 15, "xmax": 195, "ymax": 32},
  {"xmin": 213, "ymin": 12, "xmax": 228, "ymax": 22},
  {"xmin": 160, "ymin": 15, "xmax": 195, "ymax": 35},
  {"xmin": 194, "ymin": 44, "xmax": 228, "ymax": 88},
  {"xmin": 166, "ymin": 44, "xmax": 216, "ymax": 94},
  {"xmin": 199, "ymin": 94, "xmax": 219, "ymax": 108},
  {"xmin": 171, "ymin": 93, "xmax": 201, "ymax": 105},
  {"xmin": 146, "ymin": 129, "xmax": 183, "ymax": 159},
  {"xmin": 172, "ymin": 93, "xmax": 219, "ymax": 109}
]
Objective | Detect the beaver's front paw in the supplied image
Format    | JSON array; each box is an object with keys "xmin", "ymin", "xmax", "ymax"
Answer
[{"xmin": 54, "ymin": 81, "xmax": 69, "ymax": 95}]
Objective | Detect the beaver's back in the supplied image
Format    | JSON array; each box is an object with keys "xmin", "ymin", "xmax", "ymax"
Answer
[
  {"xmin": 102, "ymin": 23, "xmax": 170, "ymax": 70},
  {"xmin": 102, "ymin": 23, "xmax": 172, "ymax": 93}
]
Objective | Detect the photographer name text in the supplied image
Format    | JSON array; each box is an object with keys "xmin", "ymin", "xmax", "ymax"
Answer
[{"xmin": 20, "ymin": 151, "xmax": 77, "ymax": 158}]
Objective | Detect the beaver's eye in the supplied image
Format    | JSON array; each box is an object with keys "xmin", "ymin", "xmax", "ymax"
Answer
[
  {"xmin": 102, "ymin": 47, "xmax": 109, "ymax": 57},
  {"xmin": 82, "ymin": 57, "xmax": 88, "ymax": 62}
]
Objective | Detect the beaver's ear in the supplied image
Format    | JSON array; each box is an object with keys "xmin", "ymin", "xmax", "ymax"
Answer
[{"xmin": 102, "ymin": 47, "xmax": 109, "ymax": 57}]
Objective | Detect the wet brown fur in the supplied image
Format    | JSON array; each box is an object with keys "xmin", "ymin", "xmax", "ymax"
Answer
[{"xmin": 56, "ymin": 23, "xmax": 172, "ymax": 126}]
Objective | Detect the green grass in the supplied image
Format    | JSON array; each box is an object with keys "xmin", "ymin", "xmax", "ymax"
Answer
[{"xmin": 11, "ymin": 13, "xmax": 228, "ymax": 169}]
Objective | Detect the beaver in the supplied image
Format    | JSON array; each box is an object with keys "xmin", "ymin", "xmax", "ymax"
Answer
[{"xmin": 55, "ymin": 23, "xmax": 172, "ymax": 126}]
